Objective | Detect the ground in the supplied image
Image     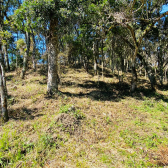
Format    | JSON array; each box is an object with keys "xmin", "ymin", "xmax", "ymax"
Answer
[{"xmin": 0, "ymin": 65, "xmax": 168, "ymax": 168}]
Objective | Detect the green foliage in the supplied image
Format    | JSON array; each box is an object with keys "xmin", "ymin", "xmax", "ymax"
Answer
[
  {"xmin": 0, "ymin": 31, "xmax": 12, "ymax": 44},
  {"xmin": 15, "ymin": 38, "xmax": 26, "ymax": 55},
  {"xmin": 59, "ymin": 104, "xmax": 85, "ymax": 119},
  {"xmin": 16, "ymin": 39, "xmax": 26, "ymax": 49},
  {"xmin": 138, "ymin": 98, "xmax": 168, "ymax": 113},
  {"xmin": 59, "ymin": 104, "xmax": 72, "ymax": 113}
]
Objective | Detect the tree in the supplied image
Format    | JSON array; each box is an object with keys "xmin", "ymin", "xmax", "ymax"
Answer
[
  {"xmin": 107, "ymin": 0, "xmax": 168, "ymax": 90},
  {"xmin": 0, "ymin": 0, "xmax": 9, "ymax": 122},
  {"xmin": 15, "ymin": 0, "xmax": 82, "ymax": 94}
]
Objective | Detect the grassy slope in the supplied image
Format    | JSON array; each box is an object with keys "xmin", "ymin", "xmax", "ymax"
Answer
[{"xmin": 0, "ymin": 66, "xmax": 168, "ymax": 168}]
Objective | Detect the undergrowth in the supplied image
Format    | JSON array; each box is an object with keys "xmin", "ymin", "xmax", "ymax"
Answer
[{"xmin": 0, "ymin": 67, "xmax": 168, "ymax": 167}]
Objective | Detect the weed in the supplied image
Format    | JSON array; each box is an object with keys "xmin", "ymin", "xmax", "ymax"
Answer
[
  {"xmin": 59, "ymin": 104, "xmax": 72, "ymax": 113},
  {"xmin": 60, "ymin": 104, "xmax": 85, "ymax": 119},
  {"xmin": 73, "ymin": 110, "xmax": 85, "ymax": 120},
  {"xmin": 101, "ymin": 154, "xmax": 112, "ymax": 164},
  {"xmin": 0, "ymin": 131, "xmax": 10, "ymax": 151}
]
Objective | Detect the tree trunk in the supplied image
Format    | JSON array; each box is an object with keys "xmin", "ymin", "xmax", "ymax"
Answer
[
  {"xmin": 93, "ymin": 43, "xmax": 97, "ymax": 75},
  {"xmin": 0, "ymin": 0, "xmax": 9, "ymax": 122},
  {"xmin": 4, "ymin": 45, "xmax": 10, "ymax": 71},
  {"xmin": 21, "ymin": 31, "xmax": 30, "ymax": 79},
  {"xmin": 16, "ymin": 54, "xmax": 18, "ymax": 69},
  {"xmin": 47, "ymin": 17, "xmax": 59, "ymax": 95},
  {"xmin": 0, "ymin": 61, "xmax": 7, "ymax": 95},
  {"xmin": 126, "ymin": 60, "xmax": 128, "ymax": 72},
  {"xmin": 0, "ymin": 45, "xmax": 8, "ymax": 122},
  {"xmin": 159, "ymin": 68, "xmax": 164, "ymax": 86},
  {"xmin": 131, "ymin": 63, "xmax": 137, "ymax": 92},
  {"xmin": 138, "ymin": 53, "xmax": 156, "ymax": 90},
  {"xmin": 15, "ymin": 33, "xmax": 19, "ymax": 70},
  {"xmin": 131, "ymin": 47, "xmax": 138, "ymax": 92},
  {"xmin": 165, "ymin": 68, "xmax": 167, "ymax": 83},
  {"xmin": 101, "ymin": 39, "xmax": 104, "ymax": 79},
  {"xmin": 145, "ymin": 69, "xmax": 147, "ymax": 79},
  {"xmin": 31, "ymin": 31, "xmax": 36, "ymax": 71},
  {"xmin": 157, "ymin": 47, "xmax": 164, "ymax": 86},
  {"xmin": 0, "ymin": 67, "xmax": 9, "ymax": 122}
]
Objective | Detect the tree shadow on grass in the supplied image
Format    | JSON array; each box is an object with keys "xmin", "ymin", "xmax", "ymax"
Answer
[
  {"xmin": 60, "ymin": 81, "xmax": 129, "ymax": 102},
  {"xmin": 60, "ymin": 80, "xmax": 168, "ymax": 103},
  {"xmin": 71, "ymin": 63, "xmax": 115, "ymax": 78},
  {"xmin": 157, "ymin": 84, "xmax": 168, "ymax": 91},
  {"xmin": 6, "ymin": 75, "xmax": 14, "ymax": 81},
  {"xmin": 137, "ymin": 87, "xmax": 168, "ymax": 103},
  {"xmin": 8, "ymin": 107, "xmax": 44, "ymax": 121}
]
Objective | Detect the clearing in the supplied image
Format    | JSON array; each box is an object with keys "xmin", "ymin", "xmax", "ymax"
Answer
[{"xmin": 0, "ymin": 66, "xmax": 168, "ymax": 168}]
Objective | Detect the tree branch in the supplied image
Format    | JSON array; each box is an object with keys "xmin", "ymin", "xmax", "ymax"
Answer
[
  {"xmin": 133, "ymin": 0, "xmax": 145, "ymax": 14},
  {"xmin": 126, "ymin": 24, "xmax": 138, "ymax": 47},
  {"xmin": 138, "ymin": 11, "xmax": 168, "ymax": 45}
]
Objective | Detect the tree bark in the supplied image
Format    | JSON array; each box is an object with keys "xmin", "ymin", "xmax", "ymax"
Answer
[
  {"xmin": 0, "ymin": 0, "xmax": 9, "ymax": 122},
  {"xmin": 0, "ymin": 60, "xmax": 7, "ymax": 95},
  {"xmin": 131, "ymin": 46, "xmax": 138, "ymax": 92},
  {"xmin": 101, "ymin": 39, "xmax": 104, "ymax": 79},
  {"xmin": 0, "ymin": 44, "xmax": 8, "ymax": 122},
  {"xmin": 21, "ymin": 31, "xmax": 30, "ymax": 79},
  {"xmin": 47, "ymin": 17, "xmax": 59, "ymax": 95},
  {"xmin": 158, "ymin": 49, "xmax": 164, "ymax": 86},
  {"xmin": 0, "ymin": 64, "xmax": 8, "ymax": 122},
  {"xmin": 131, "ymin": 62, "xmax": 137, "ymax": 92},
  {"xmin": 4, "ymin": 45, "xmax": 10, "ymax": 71},
  {"xmin": 93, "ymin": 43, "xmax": 97, "ymax": 75},
  {"xmin": 15, "ymin": 33, "xmax": 19, "ymax": 70},
  {"xmin": 31, "ymin": 30, "xmax": 36, "ymax": 71}
]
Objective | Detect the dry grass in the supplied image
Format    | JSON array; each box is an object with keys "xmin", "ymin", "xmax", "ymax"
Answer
[{"xmin": 0, "ymin": 65, "xmax": 168, "ymax": 168}]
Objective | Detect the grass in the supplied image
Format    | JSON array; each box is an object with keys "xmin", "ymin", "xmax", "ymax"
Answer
[{"xmin": 0, "ymin": 66, "xmax": 168, "ymax": 167}]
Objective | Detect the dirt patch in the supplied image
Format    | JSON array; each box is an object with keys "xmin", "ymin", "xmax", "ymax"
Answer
[
  {"xmin": 150, "ymin": 146, "xmax": 168, "ymax": 166},
  {"xmin": 54, "ymin": 113, "xmax": 79, "ymax": 135},
  {"xmin": 35, "ymin": 101, "xmax": 45, "ymax": 109}
]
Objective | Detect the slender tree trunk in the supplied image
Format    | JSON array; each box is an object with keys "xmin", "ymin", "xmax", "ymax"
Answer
[
  {"xmin": 164, "ymin": 68, "xmax": 167, "ymax": 83},
  {"xmin": 126, "ymin": 60, "xmax": 128, "ymax": 72},
  {"xmin": 0, "ymin": 67, "xmax": 9, "ymax": 122},
  {"xmin": 0, "ymin": 61, "xmax": 7, "ymax": 95},
  {"xmin": 131, "ymin": 62, "xmax": 137, "ymax": 92},
  {"xmin": 16, "ymin": 54, "xmax": 18, "ymax": 69},
  {"xmin": 47, "ymin": 17, "xmax": 59, "ymax": 95},
  {"xmin": 118, "ymin": 66, "xmax": 120, "ymax": 81},
  {"xmin": 11, "ymin": 51, "xmax": 14, "ymax": 63},
  {"xmin": 21, "ymin": 31, "xmax": 30, "ymax": 79},
  {"xmin": 131, "ymin": 47, "xmax": 138, "ymax": 92},
  {"xmin": 31, "ymin": 31, "xmax": 36, "ymax": 71},
  {"xmin": 0, "ymin": 45, "xmax": 8, "ymax": 122},
  {"xmin": 158, "ymin": 48, "xmax": 164, "ymax": 86},
  {"xmin": 15, "ymin": 33, "xmax": 19, "ymax": 70},
  {"xmin": 101, "ymin": 39, "xmax": 104, "ymax": 80},
  {"xmin": 4, "ymin": 45, "xmax": 10, "ymax": 71},
  {"xmin": 124, "ymin": 59, "xmax": 126, "ymax": 72},
  {"xmin": 93, "ymin": 43, "xmax": 97, "ymax": 75},
  {"xmin": 159, "ymin": 65, "xmax": 164, "ymax": 86},
  {"xmin": 0, "ymin": 0, "xmax": 8, "ymax": 122},
  {"xmin": 94, "ymin": 60, "xmax": 97, "ymax": 75}
]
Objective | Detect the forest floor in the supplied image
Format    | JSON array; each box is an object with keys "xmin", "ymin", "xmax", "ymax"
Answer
[{"xmin": 0, "ymin": 65, "xmax": 168, "ymax": 168}]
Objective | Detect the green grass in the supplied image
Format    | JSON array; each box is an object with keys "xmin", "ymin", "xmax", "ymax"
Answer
[{"xmin": 0, "ymin": 68, "xmax": 168, "ymax": 167}]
